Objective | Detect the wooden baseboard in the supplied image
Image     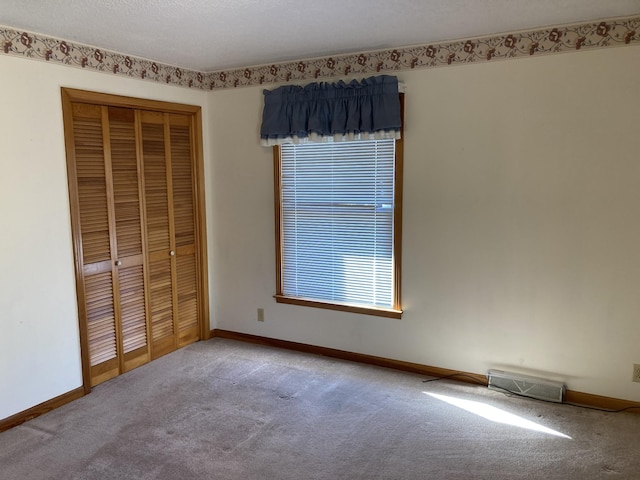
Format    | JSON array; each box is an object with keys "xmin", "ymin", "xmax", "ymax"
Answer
[
  {"xmin": 210, "ymin": 328, "xmax": 640, "ymax": 414},
  {"xmin": 0, "ymin": 387, "xmax": 85, "ymax": 433},
  {"xmin": 563, "ymin": 390, "xmax": 640, "ymax": 412},
  {"xmin": 210, "ymin": 329, "xmax": 488, "ymax": 385}
]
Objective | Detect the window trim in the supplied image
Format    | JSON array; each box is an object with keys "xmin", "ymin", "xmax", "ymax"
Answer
[{"xmin": 273, "ymin": 95, "xmax": 403, "ymax": 319}]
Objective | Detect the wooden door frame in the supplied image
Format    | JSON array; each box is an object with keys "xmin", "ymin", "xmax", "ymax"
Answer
[{"xmin": 61, "ymin": 87, "xmax": 210, "ymax": 393}]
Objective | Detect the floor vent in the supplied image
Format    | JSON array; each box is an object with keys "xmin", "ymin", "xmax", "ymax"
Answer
[{"xmin": 487, "ymin": 369, "xmax": 565, "ymax": 403}]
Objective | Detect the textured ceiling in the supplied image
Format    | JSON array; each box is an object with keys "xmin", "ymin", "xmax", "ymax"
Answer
[{"xmin": 2, "ymin": 0, "xmax": 640, "ymax": 72}]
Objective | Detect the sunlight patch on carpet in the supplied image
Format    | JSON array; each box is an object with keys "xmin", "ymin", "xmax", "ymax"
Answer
[{"xmin": 424, "ymin": 392, "xmax": 572, "ymax": 439}]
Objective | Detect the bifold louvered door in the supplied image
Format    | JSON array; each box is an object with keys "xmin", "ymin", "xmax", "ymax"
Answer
[
  {"xmin": 64, "ymin": 91, "xmax": 204, "ymax": 388},
  {"xmin": 70, "ymin": 104, "xmax": 150, "ymax": 386},
  {"xmin": 109, "ymin": 108, "xmax": 150, "ymax": 371},
  {"xmin": 169, "ymin": 116, "xmax": 200, "ymax": 348},
  {"xmin": 141, "ymin": 112, "xmax": 199, "ymax": 360}
]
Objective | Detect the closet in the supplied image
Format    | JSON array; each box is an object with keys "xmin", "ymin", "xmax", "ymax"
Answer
[{"xmin": 62, "ymin": 89, "xmax": 208, "ymax": 389}]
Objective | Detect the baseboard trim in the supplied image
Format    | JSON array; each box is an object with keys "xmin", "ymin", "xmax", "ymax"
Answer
[
  {"xmin": 211, "ymin": 329, "xmax": 640, "ymax": 414},
  {"xmin": 210, "ymin": 329, "xmax": 488, "ymax": 384},
  {"xmin": 563, "ymin": 390, "xmax": 640, "ymax": 412},
  {"xmin": 0, "ymin": 387, "xmax": 85, "ymax": 433}
]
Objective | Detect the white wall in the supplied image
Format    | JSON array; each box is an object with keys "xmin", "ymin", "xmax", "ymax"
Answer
[
  {"xmin": 0, "ymin": 54, "xmax": 211, "ymax": 419},
  {"xmin": 208, "ymin": 45, "xmax": 640, "ymax": 402},
  {"xmin": 2, "ymin": 44, "xmax": 639, "ymax": 421}
]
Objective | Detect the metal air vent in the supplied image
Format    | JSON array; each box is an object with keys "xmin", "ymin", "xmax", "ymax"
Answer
[{"xmin": 487, "ymin": 369, "xmax": 565, "ymax": 403}]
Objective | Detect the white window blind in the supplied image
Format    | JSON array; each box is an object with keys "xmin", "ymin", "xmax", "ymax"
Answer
[{"xmin": 280, "ymin": 139, "xmax": 396, "ymax": 309}]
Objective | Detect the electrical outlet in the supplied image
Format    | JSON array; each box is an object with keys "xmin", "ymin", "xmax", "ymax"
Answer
[
  {"xmin": 257, "ymin": 308, "xmax": 264, "ymax": 322},
  {"xmin": 633, "ymin": 364, "xmax": 640, "ymax": 383}
]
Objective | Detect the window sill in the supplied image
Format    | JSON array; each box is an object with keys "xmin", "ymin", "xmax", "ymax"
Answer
[{"xmin": 274, "ymin": 295, "xmax": 402, "ymax": 319}]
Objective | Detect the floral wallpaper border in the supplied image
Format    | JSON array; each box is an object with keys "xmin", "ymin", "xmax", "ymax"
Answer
[
  {"xmin": 2, "ymin": 15, "xmax": 639, "ymax": 91},
  {"xmin": 210, "ymin": 16, "xmax": 640, "ymax": 89},
  {"xmin": 0, "ymin": 28, "xmax": 208, "ymax": 89}
]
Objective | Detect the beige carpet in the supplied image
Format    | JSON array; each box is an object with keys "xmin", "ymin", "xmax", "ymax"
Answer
[{"xmin": 1, "ymin": 338, "xmax": 639, "ymax": 479}]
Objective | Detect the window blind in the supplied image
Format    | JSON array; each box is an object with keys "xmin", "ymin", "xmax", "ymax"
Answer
[{"xmin": 280, "ymin": 139, "xmax": 395, "ymax": 308}]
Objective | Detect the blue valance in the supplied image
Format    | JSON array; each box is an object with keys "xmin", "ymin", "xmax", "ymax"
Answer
[{"xmin": 260, "ymin": 75, "xmax": 401, "ymax": 146}]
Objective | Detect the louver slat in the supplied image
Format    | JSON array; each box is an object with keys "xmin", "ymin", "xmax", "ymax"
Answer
[
  {"xmin": 110, "ymin": 108, "xmax": 143, "ymax": 258},
  {"xmin": 176, "ymin": 253, "xmax": 198, "ymax": 346},
  {"xmin": 85, "ymin": 271, "xmax": 119, "ymax": 385},
  {"xmin": 73, "ymin": 106, "xmax": 111, "ymax": 265},
  {"xmin": 142, "ymin": 121, "xmax": 171, "ymax": 252},
  {"xmin": 118, "ymin": 265, "xmax": 147, "ymax": 354},
  {"xmin": 170, "ymin": 123, "xmax": 195, "ymax": 247}
]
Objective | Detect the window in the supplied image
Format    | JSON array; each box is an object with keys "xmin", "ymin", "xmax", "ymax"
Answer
[{"xmin": 274, "ymin": 136, "xmax": 403, "ymax": 318}]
